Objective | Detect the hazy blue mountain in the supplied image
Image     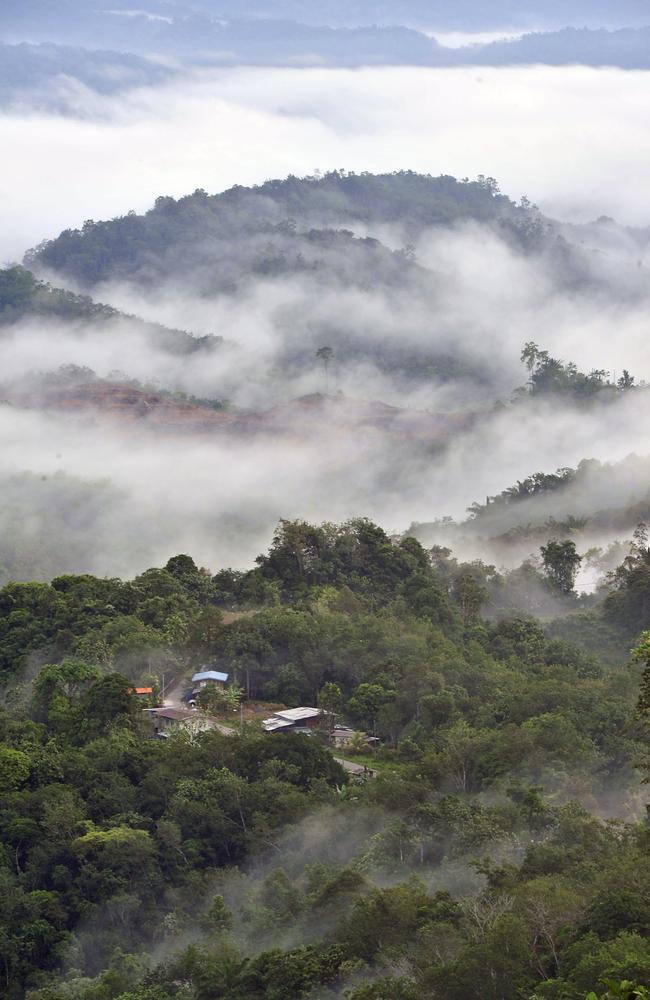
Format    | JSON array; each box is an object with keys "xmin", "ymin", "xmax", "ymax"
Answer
[
  {"xmin": 132, "ymin": 0, "xmax": 650, "ymax": 30},
  {"xmin": 4, "ymin": 3, "xmax": 650, "ymax": 72},
  {"xmin": 1, "ymin": 7, "xmax": 442, "ymax": 64},
  {"xmin": 474, "ymin": 26, "xmax": 650, "ymax": 68},
  {"xmin": 0, "ymin": 42, "xmax": 176, "ymax": 110}
]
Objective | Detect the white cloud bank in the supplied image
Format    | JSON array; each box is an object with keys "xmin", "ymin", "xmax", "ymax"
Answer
[
  {"xmin": 2, "ymin": 62, "xmax": 650, "ymax": 578},
  {"xmin": 3, "ymin": 64, "xmax": 650, "ymax": 262}
]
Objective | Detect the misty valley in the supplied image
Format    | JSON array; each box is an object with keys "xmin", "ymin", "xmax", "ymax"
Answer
[
  {"xmin": 1, "ymin": 167, "xmax": 650, "ymax": 1000},
  {"xmin": 3, "ymin": 3, "xmax": 650, "ymax": 997},
  {"xmin": 2, "ymin": 172, "xmax": 650, "ymax": 583}
]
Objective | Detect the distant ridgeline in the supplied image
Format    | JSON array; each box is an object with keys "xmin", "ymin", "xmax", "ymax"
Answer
[
  {"xmin": 0, "ymin": 41, "xmax": 176, "ymax": 108},
  {"xmin": 4, "ymin": 0, "xmax": 650, "ymax": 32},
  {"xmin": 4, "ymin": 3, "xmax": 650, "ymax": 69},
  {"xmin": 167, "ymin": 0, "xmax": 650, "ymax": 29}
]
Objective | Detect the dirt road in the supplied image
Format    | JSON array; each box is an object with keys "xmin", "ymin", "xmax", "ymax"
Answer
[{"xmin": 163, "ymin": 675, "xmax": 236, "ymax": 736}]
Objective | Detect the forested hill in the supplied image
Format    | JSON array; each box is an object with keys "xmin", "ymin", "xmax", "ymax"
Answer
[
  {"xmin": 407, "ymin": 453, "xmax": 650, "ymax": 572},
  {"xmin": 2, "ymin": 518, "xmax": 650, "ymax": 999},
  {"xmin": 0, "ymin": 266, "xmax": 219, "ymax": 355},
  {"xmin": 28, "ymin": 172, "xmax": 542, "ymax": 289}
]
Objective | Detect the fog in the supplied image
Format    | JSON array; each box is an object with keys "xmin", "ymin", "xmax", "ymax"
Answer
[
  {"xmin": 4, "ymin": 238, "xmax": 650, "ymax": 576},
  {"xmin": 4, "ymin": 65, "xmax": 650, "ymax": 263},
  {"xmin": 3, "ymin": 31, "xmax": 650, "ymax": 999},
  {"xmin": 21, "ymin": 218, "xmax": 650, "ymax": 403},
  {"xmin": 1, "ymin": 317, "xmax": 650, "ymax": 579},
  {"xmin": 429, "ymin": 29, "xmax": 524, "ymax": 46},
  {"xmin": 2, "ymin": 58, "xmax": 650, "ymax": 581}
]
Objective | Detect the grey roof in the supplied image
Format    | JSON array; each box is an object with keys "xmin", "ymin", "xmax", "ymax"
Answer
[
  {"xmin": 192, "ymin": 670, "xmax": 229, "ymax": 683},
  {"xmin": 144, "ymin": 707, "xmax": 196, "ymax": 721},
  {"xmin": 262, "ymin": 717, "xmax": 294, "ymax": 732},
  {"xmin": 144, "ymin": 707, "xmax": 223, "ymax": 727},
  {"xmin": 262, "ymin": 707, "xmax": 322, "ymax": 732},
  {"xmin": 273, "ymin": 707, "xmax": 321, "ymax": 722},
  {"xmin": 339, "ymin": 759, "xmax": 375, "ymax": 776}
]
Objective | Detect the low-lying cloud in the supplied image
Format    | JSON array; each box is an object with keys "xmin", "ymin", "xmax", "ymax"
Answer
[
  {"xmin": 1, "ymin": 369, "xmax": 649, "ymax": 579},
  {"xmin": 3, "ymin": 215, "xmax": 650, "ymax": 578},
  {"xmin": 2, "ymin": 60, "xmax": 650, "ymax": 580},
  {"xmin": 3, "ymin": 65, "xmax": 650, "ymax": 263}
]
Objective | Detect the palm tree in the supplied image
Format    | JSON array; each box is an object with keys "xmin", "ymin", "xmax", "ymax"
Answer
[
  {"xmin": 345, "ymin": 731, "xmax": 368, "ymax": 756},
  {"xmin": 224, "ymin": 685, "xmax": 244, "ymax": 713},
  {"xmin": 316, "ymin": 346, "xmax": 334, "ymax": 392}
]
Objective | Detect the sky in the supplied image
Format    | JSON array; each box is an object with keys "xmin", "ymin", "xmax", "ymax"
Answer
[
  {"xmin": 3, "ymin": 64, "xmax": 650, "ymax": 263},
  {"xmin": 426, "ymin": 29, "xmax": 525, "ymax": 45}
]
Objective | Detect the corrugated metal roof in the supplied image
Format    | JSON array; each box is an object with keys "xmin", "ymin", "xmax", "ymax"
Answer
[
  {"xmin": 192, "ymin": 670, "xmax": 229, "ymax": 683},
  {"xmin": 262, "ymin": 717, "xmax": 294, "ymax": 732},
  {"xmin": 144, "ymin": 708, "xmax": 195, "ymax": 721},
  {"xmin": 274, "ymin": 707, "xmax": 321, "ymax": 722}
]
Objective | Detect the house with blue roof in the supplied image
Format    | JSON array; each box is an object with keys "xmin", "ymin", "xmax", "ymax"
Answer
[{"xmin": 191, "ymin": 670, "xmax": 229, "ymax": 693}]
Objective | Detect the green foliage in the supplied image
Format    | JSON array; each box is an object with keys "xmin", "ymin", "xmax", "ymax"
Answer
[
  {"xmin": 520, "ymin": 342, "xmax": 623, "ymax": 403},
  {"xmin": 541, "ymin": 539, "xmax": 583, "ymax": 595},
  {"xmin": 30, "ymin": 172, "xmax": 534, "ymax": 290},
  {"xmin": 0, "ymin": 745, "xmax": 31, "ymax": 791},
  {"xmin": 0, "ymin": 518, "xmax": 648, "ymax": 1000},
  {"xmin": 635, "ymin": 631, "xmax": 650, "ymax": 717},
  {"xmin": 588, "ymin": 982, "xmax": 650, "ymax": 1000},
  {"xmin": 606, "ymin": 528, "xmax": 650, "ymax": 636}
]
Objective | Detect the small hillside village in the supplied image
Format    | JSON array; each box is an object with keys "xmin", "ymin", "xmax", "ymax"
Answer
[{"xmin": 141, "ymin": 667, "xmax": 377, "ymax": 778}]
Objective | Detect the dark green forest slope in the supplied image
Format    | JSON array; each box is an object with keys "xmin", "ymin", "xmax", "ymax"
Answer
[
  {"xmin": 2, "ymin": 519, "xmax": 650, "ymax": 1000},
  {"xmin": 27, "ymin": 172, "xmax": 545, "ymax": 289}
]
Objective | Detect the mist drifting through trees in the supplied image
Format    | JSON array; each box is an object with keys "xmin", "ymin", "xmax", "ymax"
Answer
[{"xmin": 2, "ymin": 3, "xmax": 650, "ymax": 1000}]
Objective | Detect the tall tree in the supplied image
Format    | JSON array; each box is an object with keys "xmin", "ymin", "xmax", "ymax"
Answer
[
  {"xmin": 316, "ymin": 346, "xmax": 334, "ymax": 392},
  {"xmin": 541, "ymin": 539, "xmax": 582, "ymax": 595}
]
